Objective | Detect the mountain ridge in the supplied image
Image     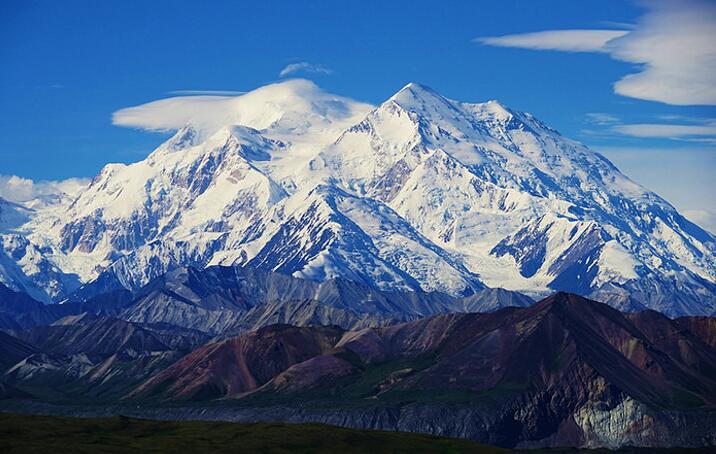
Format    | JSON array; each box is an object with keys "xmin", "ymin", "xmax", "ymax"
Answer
[
  {"xmin": 3, "ymin": 292, "xmax": 711, "ymax": 448},
  {"xmin": 1, "ymin": 79, "xmax": 714, "ymax": 315},
  {"xmin": 0, "ymin": 265, "xmax": 533, "ymax": 335}
]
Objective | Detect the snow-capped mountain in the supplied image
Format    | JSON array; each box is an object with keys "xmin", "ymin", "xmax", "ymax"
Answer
[{"xmin": 2, "ymin": 79, "xmax": 715, "ymax": 315}]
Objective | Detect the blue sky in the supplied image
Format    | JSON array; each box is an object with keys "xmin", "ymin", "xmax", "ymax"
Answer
[{"xmin": 1, "ymin": 0, "xmax": 715, "ymax": 229}]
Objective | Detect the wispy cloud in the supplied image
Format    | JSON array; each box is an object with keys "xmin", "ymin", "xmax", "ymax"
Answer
[
  {"xmin": 279, "ymin": 62, "xmax": 333, "ymax": 78},
  {"xmin": 583, "ymin": 113, "xmax": 716, "ymax": 141},
  {"xmin": 477, "ymin": 0, "xmax": 716, "ymax": 106},
  {"xmin": 597, "ymin": 21, "xmax": 637, "ymax": 30},
  {"xmin": 0, "ymin": 175, "xmax": 89, "ymax": 203},
  {"xmin": 168, "ymin": 90, "xmax": 246, "ymax": 96},
  {"xmin": 585, "ymin": 113, "xmax": 621, "ymax": 125},
  {"xmin": 476, "ymin": 30, "xmax": 628, "ymax": 53},
  {"xmin": 611, "ymin": 121, "xmax": 716, "ymax": 139}
]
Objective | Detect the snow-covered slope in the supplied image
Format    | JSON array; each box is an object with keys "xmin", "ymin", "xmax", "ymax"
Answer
[
  {"xmin": 3, "ymin": 80, "xmax": 715, "ymax": 315},
  {"xmin": 0, "ymin": 194, "xmax": 82, "ymax": 302}
]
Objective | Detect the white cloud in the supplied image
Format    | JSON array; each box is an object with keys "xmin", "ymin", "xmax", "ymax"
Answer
[
  {"xmin": 112, "ymin": 79, "xmax": 372, "ymax": 135},
  {"xmin": 112, "ymin": 95, "xmax": 241, "ymax": 132},
  {"xmin": 583, "ymin": 113, "xmax": 716, "ymax": 141},
  {"xmin": 611, "ymin": 121, "xmax": 716, "ymax": 138},
  {"xmin": 279, "ymin": 62, "xmax": 333, "ymax": 77},
  {"xmin": 477, "ymin": 0, "xmax": 716, "ymax": 105},
  {"xmin": 609, "ymin": 0, "xmax": 716, "ymax": 105},
  {"xmin": 168, "ymin": 90, "xmax": 247, "ymax": 96},
  {"xmin": 0, "ymin": 175, "xmax": 89, "ymax": 203},
  {"xmin": 585, "ymin": 113, "xmax": 621, "ymax": 125},
  {"xmin": 476, "ymin": 29, "xmax": 628, "ymax": 53}
]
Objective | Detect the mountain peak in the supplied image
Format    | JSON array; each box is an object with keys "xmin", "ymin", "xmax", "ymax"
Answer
[
  {"xmin": 398, "ymin": 81, "xmax": 433, "ymax": 93},
  {"xmin": 529, "ymin": 292, "xmax": 625, "ymax": 321},
  {"xmin": 389, "ymin": 84, "xmax": 513, "ymax": 121},
  {"xmin": 388, "ymin": 82, "xmax": 449, "ymax": 107},
  {"xmin": 164, "ymin": 125, "xmax": 200, "ymax": 151}
]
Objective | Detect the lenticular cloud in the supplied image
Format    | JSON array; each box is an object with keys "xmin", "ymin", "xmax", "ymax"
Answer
[
  {"xmin": 607, "ymin": 0, "xmax": 716, "ymax": 105},
  {"xmin": 112, "ymin": 95, "xmax": 241, "ymax": 133},
  {"xmin": 112, "ymin": 78, "xmax": 371, "ymax": 135},
  {"xmin": 477, "ymin": 0, "xmax": 716, "ymax": 106}
]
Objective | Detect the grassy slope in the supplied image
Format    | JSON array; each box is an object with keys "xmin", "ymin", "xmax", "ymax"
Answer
[{"xmin": 0, "ymin": 412, "xmax": 506, "ymax": 454}]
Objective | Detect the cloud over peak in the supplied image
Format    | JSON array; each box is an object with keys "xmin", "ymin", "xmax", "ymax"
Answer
[{"xmin": 111, "ymin": 79, "xmax": 372, "ymax": 135}]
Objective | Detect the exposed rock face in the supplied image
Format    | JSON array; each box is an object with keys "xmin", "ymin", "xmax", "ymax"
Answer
[{"xmin": 575, "ymin": 396, "xmax": 658, "ymax": 449}]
